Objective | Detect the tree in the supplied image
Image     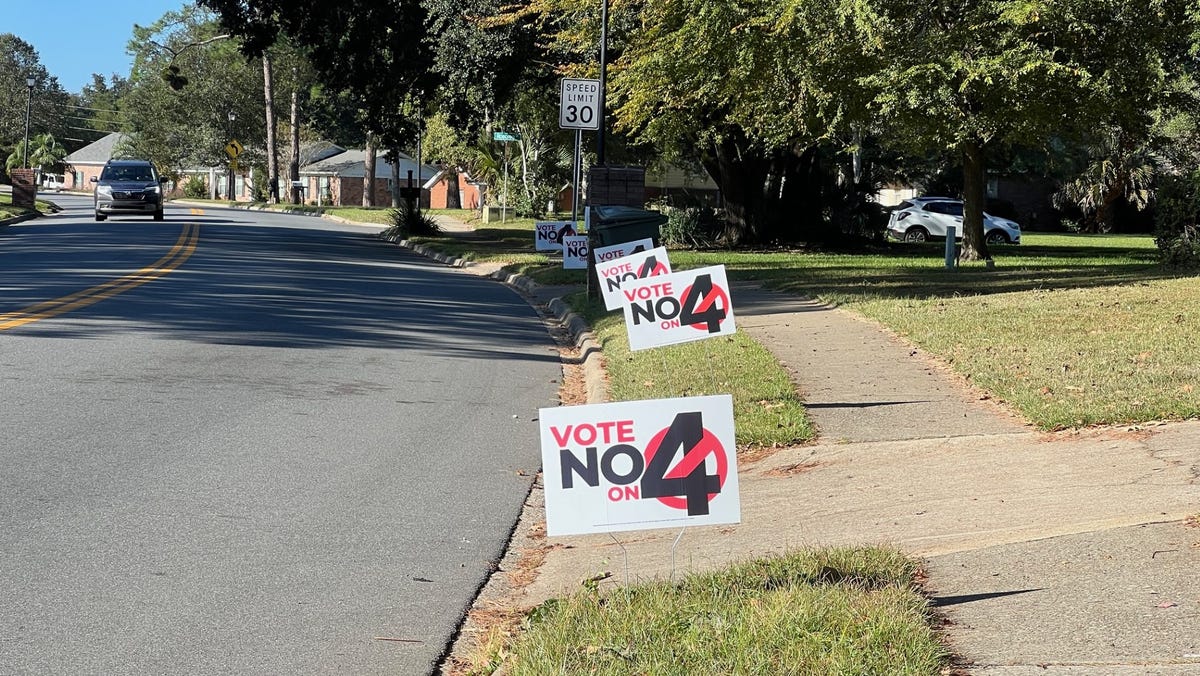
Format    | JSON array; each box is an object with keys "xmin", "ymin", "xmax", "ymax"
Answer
[
  {"xmin": 426, "ymin": 0, "xmax": 536, "ymax": 135},
  {"xmin": 853, "ymin": 0, "xmax": 1198, "ymax": 259},
  {"xmin": 1052, "ymin": 129, "xmax": 1155, "ymax": 233},
  {"xmin": 121, "ymin": 6, "xmax": 265, "ymax": 171},
  {"xmin": 0, "ymin": 34, "xmax": 71, "ymax": 163},
  {"xmin": 511, "ymin": 0, "xmax": 873, "ymax": 244},
  {"xmin": 5, "ymin": 133, "xmax": 67, "ymax": 174},
  {"xmin": 69, "ymin": 74, "xmax": 132, "ymax": 147},
  {"xmin": 200, "ymin": 0, "xmax": 435, "ymax": 204},
  {"xmin": 423, "ymin": 112, "xmax": 474, "ymax": 209}
]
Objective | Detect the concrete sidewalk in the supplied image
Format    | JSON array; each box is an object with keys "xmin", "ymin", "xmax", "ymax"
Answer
[{"xmin": 515, "ymin": 282, "xmax": 1200, "ymax": 674}]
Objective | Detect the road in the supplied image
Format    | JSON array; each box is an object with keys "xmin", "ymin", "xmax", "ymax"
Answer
[{"xmin": 0, "ymin": 196, "xmax": 560, "ymax": 674}]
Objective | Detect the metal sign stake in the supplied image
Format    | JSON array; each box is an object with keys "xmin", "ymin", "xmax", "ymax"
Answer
[
  {"xmin": 670, "ymin": 526, "xmax": 687, "ymax": 583},
  {"xmin": 608, "ymin": 532, "xmax": 630, "ymax": 585}
]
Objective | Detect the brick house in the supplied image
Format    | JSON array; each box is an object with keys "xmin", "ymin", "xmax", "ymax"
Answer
[
  {"xmin": 62, "ymin": 132, "xmax": 128, "ymax": 190},
  {"xmin": 299, "ymin": 149, "xmax": 438, "ymax": 207}
]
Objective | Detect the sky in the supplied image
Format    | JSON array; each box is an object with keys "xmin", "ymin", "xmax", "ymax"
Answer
[{"xmin": 6, "ymin": 0, "xmax": 190, "ymax": 93}]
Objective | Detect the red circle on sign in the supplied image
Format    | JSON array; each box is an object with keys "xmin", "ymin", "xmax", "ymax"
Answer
[
  {"xmin": 642, "ymin": 426, "xmax": 728, "ymax": 510},
  {"xmin": 679, "ymin": 282, "xmax": 731, "ymax": 332}
]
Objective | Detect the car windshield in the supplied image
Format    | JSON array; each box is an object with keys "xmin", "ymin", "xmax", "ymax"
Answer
[{"xmin": 101, "ymin": 166, "xmax": 155, "ymax": 182}]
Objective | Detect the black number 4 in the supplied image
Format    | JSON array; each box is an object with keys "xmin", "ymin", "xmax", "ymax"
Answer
[
  {"xmin": 641, "ymin": 412, "xmax": 720, "ymax": 516},
  {"xmin": 679, "ymin": 274, "xmax": 726, "ymax": 333}
]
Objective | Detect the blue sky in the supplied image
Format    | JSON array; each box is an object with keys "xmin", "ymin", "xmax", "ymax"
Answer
[{"xmin": 8, "ymin": 0, "xmax": 189, "ymax": 93}]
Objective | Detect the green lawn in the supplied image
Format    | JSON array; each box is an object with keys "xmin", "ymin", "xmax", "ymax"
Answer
[
  {"xmin": 283, "ymin": 210, "xmax": 1197, "ymax": 431},
  {"xmin": 503, "ymin": 547, "xmax": 946, "ymax": 675},
  {"xmin": 0, "ymin": 192, "xmax": 58, "ymax": 219},
  {"xmin": 663, "ymin": 234, "xmax": 1197, "ymax": 429},
  {"xmin": 544, "ymin": 232, "xmax": 1190, "ymax": 431}
]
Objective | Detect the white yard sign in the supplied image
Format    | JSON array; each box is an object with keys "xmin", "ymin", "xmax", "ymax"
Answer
[
  {"xmin": 595, "ymin": 246, "xmax": 672, "ymax": 311},
  {"xmin": 534, "ymin": 221, "xmax": 576, "ymax": 252},
  {"xmin": 540, "ymin": 395, "xmax": 739, "ymax": 536},
  {"xmin": 594, "ymin": 238, "xmax": 654, "ymax": 264},
  {"xmin": 620, "ymin": 265, "xmax": 736, "ymax": 351},
  {"xmin": 562, "ymin": 235, "xmax": 589, "ymax": 269},
  {"xmin": 560, "ymin": 78, "xmax": 602, "ymax": 130}
]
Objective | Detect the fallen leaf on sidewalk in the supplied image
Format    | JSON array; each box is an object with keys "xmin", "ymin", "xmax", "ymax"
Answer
[{"xmin": 1156, "ymin": 601, "xmax": 1178, "ymax": 609}]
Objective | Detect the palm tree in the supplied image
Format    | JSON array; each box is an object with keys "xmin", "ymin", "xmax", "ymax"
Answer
[
  {"xmin": 6, "ymin": 133, "xmax": 68, "ymax": 179},
  {"xmin": 1053, "ymin": 129, "xmax": 1155, "ymax": 233}
]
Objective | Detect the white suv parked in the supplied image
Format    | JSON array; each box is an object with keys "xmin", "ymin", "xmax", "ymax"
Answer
[{"xmin": 887, "ymin": 197, "xmax": 1021, "ymax": 245}]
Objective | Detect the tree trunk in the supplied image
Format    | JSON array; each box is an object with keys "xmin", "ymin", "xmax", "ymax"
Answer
[
  {"xmin": 262, "ymin": 54, "xmax": 279, "ymax": 204},
  {"xmin": 960, "ymin": 139, "xmax": 992, "ymax": 261},
  {"xmin": 446, "ymin": 168, "xmax": 462, "ymax": 209},
  {"xmin": 699, "ymin": 131, "xmax": 772, "ymax": 246},
  {"xmin": 363, "ymin": 134, "xmax": 377, "ymax": 207},
  {"xmin": 289, "ymin": 84, "xmax": 301, "ymax": 204}
]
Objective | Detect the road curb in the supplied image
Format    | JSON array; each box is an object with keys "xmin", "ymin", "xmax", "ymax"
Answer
[{"xmin": 0, "ymin": 212, "xmax": 40, "ymax": 228}]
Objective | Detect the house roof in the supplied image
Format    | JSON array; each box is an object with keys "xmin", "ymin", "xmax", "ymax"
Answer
[
  {"xmin": 301, "ymin": 149, "xmax": 438, "ymax": 182},
  {"xmin": 64, "ymin": 132, "xmax": 129, "ymax": 165},
  {"xmin": 299, "ymin": 141, "xmax": 344, "ymax": 167}
]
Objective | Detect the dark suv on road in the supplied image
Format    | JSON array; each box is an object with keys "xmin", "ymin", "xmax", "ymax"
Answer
[{"xmin": 92, "ymin": 159, "xmax": 166, "ymax": 221}]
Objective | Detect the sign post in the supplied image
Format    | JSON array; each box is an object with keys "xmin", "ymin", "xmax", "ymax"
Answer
[
  {"xmin": 492, "ymin": 130, "xmax": 521, "ymax": 224},
  {"xmin": 224, "ymin": 139, "xmax": 242, "ymax": 201}
]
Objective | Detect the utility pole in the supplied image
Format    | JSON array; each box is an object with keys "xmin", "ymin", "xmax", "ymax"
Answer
[
  {"xmin": 597, "ymin": 0, "xmax": 608, "ymax": 167},
  {"xmin": 23, "ymin": 76, "xmax": 35, "ymax": 169}
]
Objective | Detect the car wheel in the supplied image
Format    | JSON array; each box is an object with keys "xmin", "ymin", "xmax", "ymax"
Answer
[
  {"xmin": 95, "ymin": 211, "xmax": 106, "ymax": 222},
  {"xmin": 153, "ymin": 209, "xmax": 164, "ymax": 221},
  {"xmin": 903, "ymin": 226, "xmax": 929, "ymax": 243},
  {"xmin": 985, "ymin": 230, "xmax": 1009, "ymax": 245}
]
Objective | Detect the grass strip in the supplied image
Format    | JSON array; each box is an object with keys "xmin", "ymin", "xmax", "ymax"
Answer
[
  {"xmin": 567, "ymin": 293, "xmax": 814, "ymax": 448},
  {"xmin": 505, "ymin": 547, "xmax": 946, "ymax": 675},
  {"xmin": 0, "ymin": 193, "xmax": 57, "ymax": 219}
]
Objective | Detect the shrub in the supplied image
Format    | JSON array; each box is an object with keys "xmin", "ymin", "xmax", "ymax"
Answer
[
  {"xmin": 182, "ymin": 175, "xmax": 208, "ymax": 199},
  {"xmin": 660, "ymin": 205, "xmax": 721, "ymax": 248},
  {"xmin": 250, "ymin": 169, "xmax": 270, "ymax": 202},
  {"xmin": 1154, "ymin": 170, "xmax": 1200, "ymax": 267},
  {"xmin": 381, "ymin": 201, "xmax": 442, "ymax": 240}
]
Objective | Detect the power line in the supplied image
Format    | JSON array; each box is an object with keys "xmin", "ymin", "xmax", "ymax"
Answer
[{"xmin": 51, "ymin": 102, "xmax": 130, "ymax": 116}]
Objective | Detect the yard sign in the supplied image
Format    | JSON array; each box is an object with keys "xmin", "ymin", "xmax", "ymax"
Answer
[
  {"xmin": 594, "ymin": 238, "xmax": 654, "ymax": 264},
  {"xmin": 540, "ymin": 394, "xmax": 739, "ymax": 536},
  {"xmin": 620, "ymin": 265, "xmax": 736, "ymax": 351},
  {"xmin": 534, "ymin": 221, "xmax": 576, "ymax": 252},
  {"xmin": 563, "ymin": 235, "xmax": 589, "ymax": 269},
  {"xmin": 596, "ymin": 246, "xmax": 672, "ymax": 311}
]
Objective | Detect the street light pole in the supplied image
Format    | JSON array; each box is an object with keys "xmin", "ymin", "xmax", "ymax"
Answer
[
  {"xmin": 226, "ymin": 110, "xmax": 236, "ymax": 201},
  {"xmin": 596, "ymin": 0, "xmax": 608, "ymax": 167},
  {"xmin": 23, "ymin": 76, "xmax": 34, "ymax": 169}
]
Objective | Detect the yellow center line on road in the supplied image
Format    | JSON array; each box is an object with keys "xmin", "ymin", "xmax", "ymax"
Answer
[{"xmin": 0, "ymin": 222, "xmax": 201, "ymax": 332}]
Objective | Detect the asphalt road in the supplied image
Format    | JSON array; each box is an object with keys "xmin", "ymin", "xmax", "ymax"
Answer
[{"xmin": 0, "ymin": 196, "xmax": 560, "ymax": 674}]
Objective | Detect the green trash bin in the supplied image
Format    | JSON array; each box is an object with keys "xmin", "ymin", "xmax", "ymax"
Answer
[{"xmin": 588, "ymin": 206, "xmax": 668, "ymax": 247}]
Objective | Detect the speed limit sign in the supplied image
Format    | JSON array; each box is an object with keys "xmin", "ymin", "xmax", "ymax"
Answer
[{"xmin": 560, "ymin": 78, "xmax": 601, "ymax": 130}]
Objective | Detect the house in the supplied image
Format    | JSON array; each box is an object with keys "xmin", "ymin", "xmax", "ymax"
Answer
[
  {"xmin": 299, "ymin": 149, "xmax": 438, "ymax": 207},
  {"xmin": 62, "ymin": 132, "xmax": 129, "ymax": 190},
  {"xmin": 424, "ymin": 167, "xmax": 482, "ymax": 210}
]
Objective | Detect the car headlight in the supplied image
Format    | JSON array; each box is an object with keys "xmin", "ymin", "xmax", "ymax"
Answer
[
  {"xmin": 145, "ymin": 185, "xmax": 161, "ymax": 194},
  {"xmin": 96, "ymin": 185, "xmax": 112, "ymax": 198}
]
